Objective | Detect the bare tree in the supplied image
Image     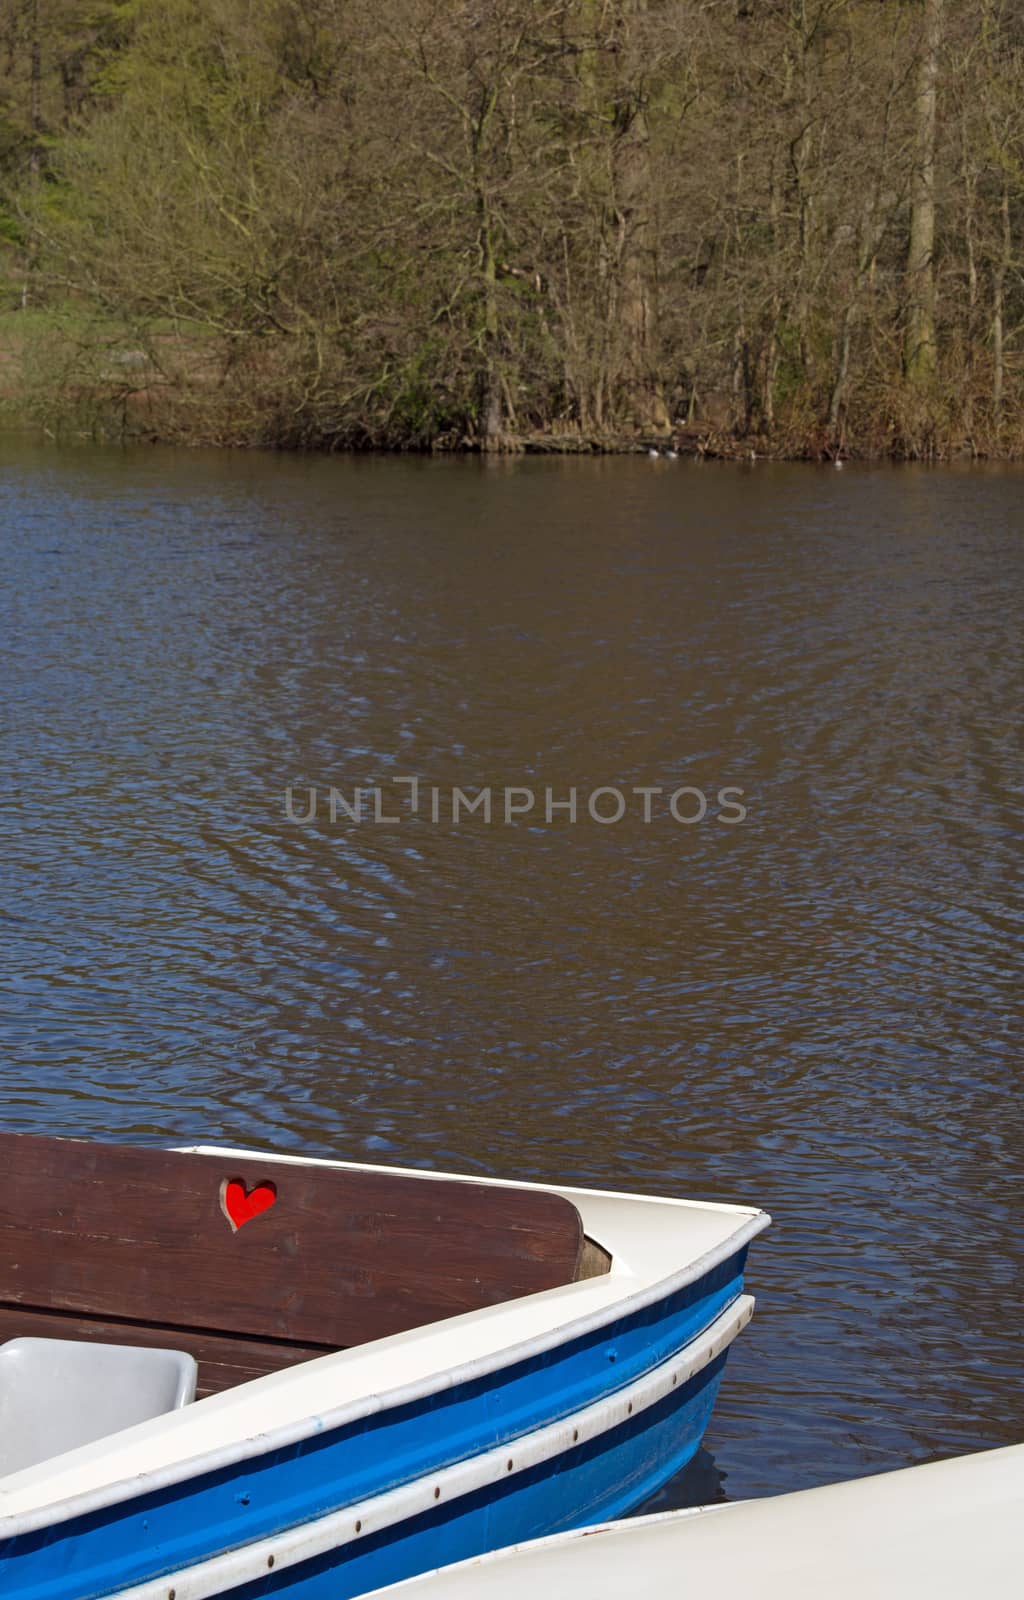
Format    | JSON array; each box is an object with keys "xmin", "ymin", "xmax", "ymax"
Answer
[{"xmin": 905, "ymin": 0, "xmax": 943, "ymax": 385}]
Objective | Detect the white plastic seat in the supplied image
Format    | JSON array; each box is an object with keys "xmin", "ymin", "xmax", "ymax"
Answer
[{"xmin": 0, "ymin": 1336, "xmax": 197, "ymax": 1476}]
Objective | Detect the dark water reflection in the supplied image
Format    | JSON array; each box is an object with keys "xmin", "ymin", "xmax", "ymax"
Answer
[{"xmin": 1, "ymin": 442, "xmax": 1021, "ymax": 1501}]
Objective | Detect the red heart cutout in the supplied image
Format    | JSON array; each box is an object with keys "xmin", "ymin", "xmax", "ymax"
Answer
[{"xmin": 221, "ymin": 1177, "xmax": 277, "ymax": 1232}]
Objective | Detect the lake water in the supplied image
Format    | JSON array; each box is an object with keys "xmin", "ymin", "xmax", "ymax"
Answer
[{"xmin": 1, "ymin": 440, "xmax": 1021, "ymax": 1504}]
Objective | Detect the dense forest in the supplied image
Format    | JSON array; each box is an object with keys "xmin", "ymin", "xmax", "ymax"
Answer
[{"xmin": 0, "ymin": 1, "xmax": 1022, "ymax": 456}]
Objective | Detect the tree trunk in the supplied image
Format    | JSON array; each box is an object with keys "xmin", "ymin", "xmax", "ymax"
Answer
[
  {"xmin": 905, "ymin": 0, "xmax": 942, "ymax": 385},
  {"xmin": 611, "ymin": 2, "xmax": 669, "ymax": 433},
  {"xmin": 22, "ymin": 0, "xmax": 42, "ymax": 310},
  {"xmin": 472, "ymin": 81, "xmax": 507, "ymax": 452},
  {"xmin": 829, "ymin": 191, "xmax": 889, "ymax": 437},
  {"xmin": 992, "ymin": 181, "xmax": 1010, "ymax": 426},
  {"xmin": 477, "ymin": 189, "xmax": 505, "ymax": 450},
  {"xmin": 828, "ymin": 305, "xmax": 854, "ymax": 437}
]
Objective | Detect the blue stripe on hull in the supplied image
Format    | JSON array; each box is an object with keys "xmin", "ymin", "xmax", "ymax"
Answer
[
  {"xmin": 225, "ymin": 1353, "xmax": 730, "ymax": 1600},
  {"xmin": 0, "ymin": 1250, "xmax": 747, "ymax": 1600}
]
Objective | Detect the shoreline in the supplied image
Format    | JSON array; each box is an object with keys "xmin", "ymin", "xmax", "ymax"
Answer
[
  {"xmin": 0, "ymin": 415, "xmax": 1009, "ymax": 465},
  {"xmin": 0, "ymin": 320, "xmax": 1014, "ymax": 465}
]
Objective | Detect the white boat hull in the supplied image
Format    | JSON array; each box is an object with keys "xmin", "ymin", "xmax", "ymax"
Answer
[{"xmin": 364, "ymin": 1443, "xmax": 1024, "ymax": 1600}]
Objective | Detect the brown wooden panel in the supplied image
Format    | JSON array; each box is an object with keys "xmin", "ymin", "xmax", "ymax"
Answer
[
  {"xmin": 0, "ymin": 1305, "xmax": 329, "ymax": 1397},
  {"xmin": 0, "ymin": 1133, "xmax": 584, "ymax": 1350}
]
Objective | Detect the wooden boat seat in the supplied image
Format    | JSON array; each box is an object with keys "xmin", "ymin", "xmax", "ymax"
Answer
[
  {"xmin": 0, "ymin": 1133, "xmax": 588, "ymax": 1398},
  {"xmin": 0, "ymin": 1337, "xmax": 197, "ymax": 1475}
]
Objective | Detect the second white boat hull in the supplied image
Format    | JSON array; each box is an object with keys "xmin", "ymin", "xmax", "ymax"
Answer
[{"xmin": 364, "ymin": 1443, "xmax": 1024, "ymax": 1600}]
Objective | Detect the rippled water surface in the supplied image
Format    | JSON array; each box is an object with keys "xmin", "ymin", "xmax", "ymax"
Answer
[{"xmin": 1, "ymin": 441, "xmax": 1021, "ymax": 1502}]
